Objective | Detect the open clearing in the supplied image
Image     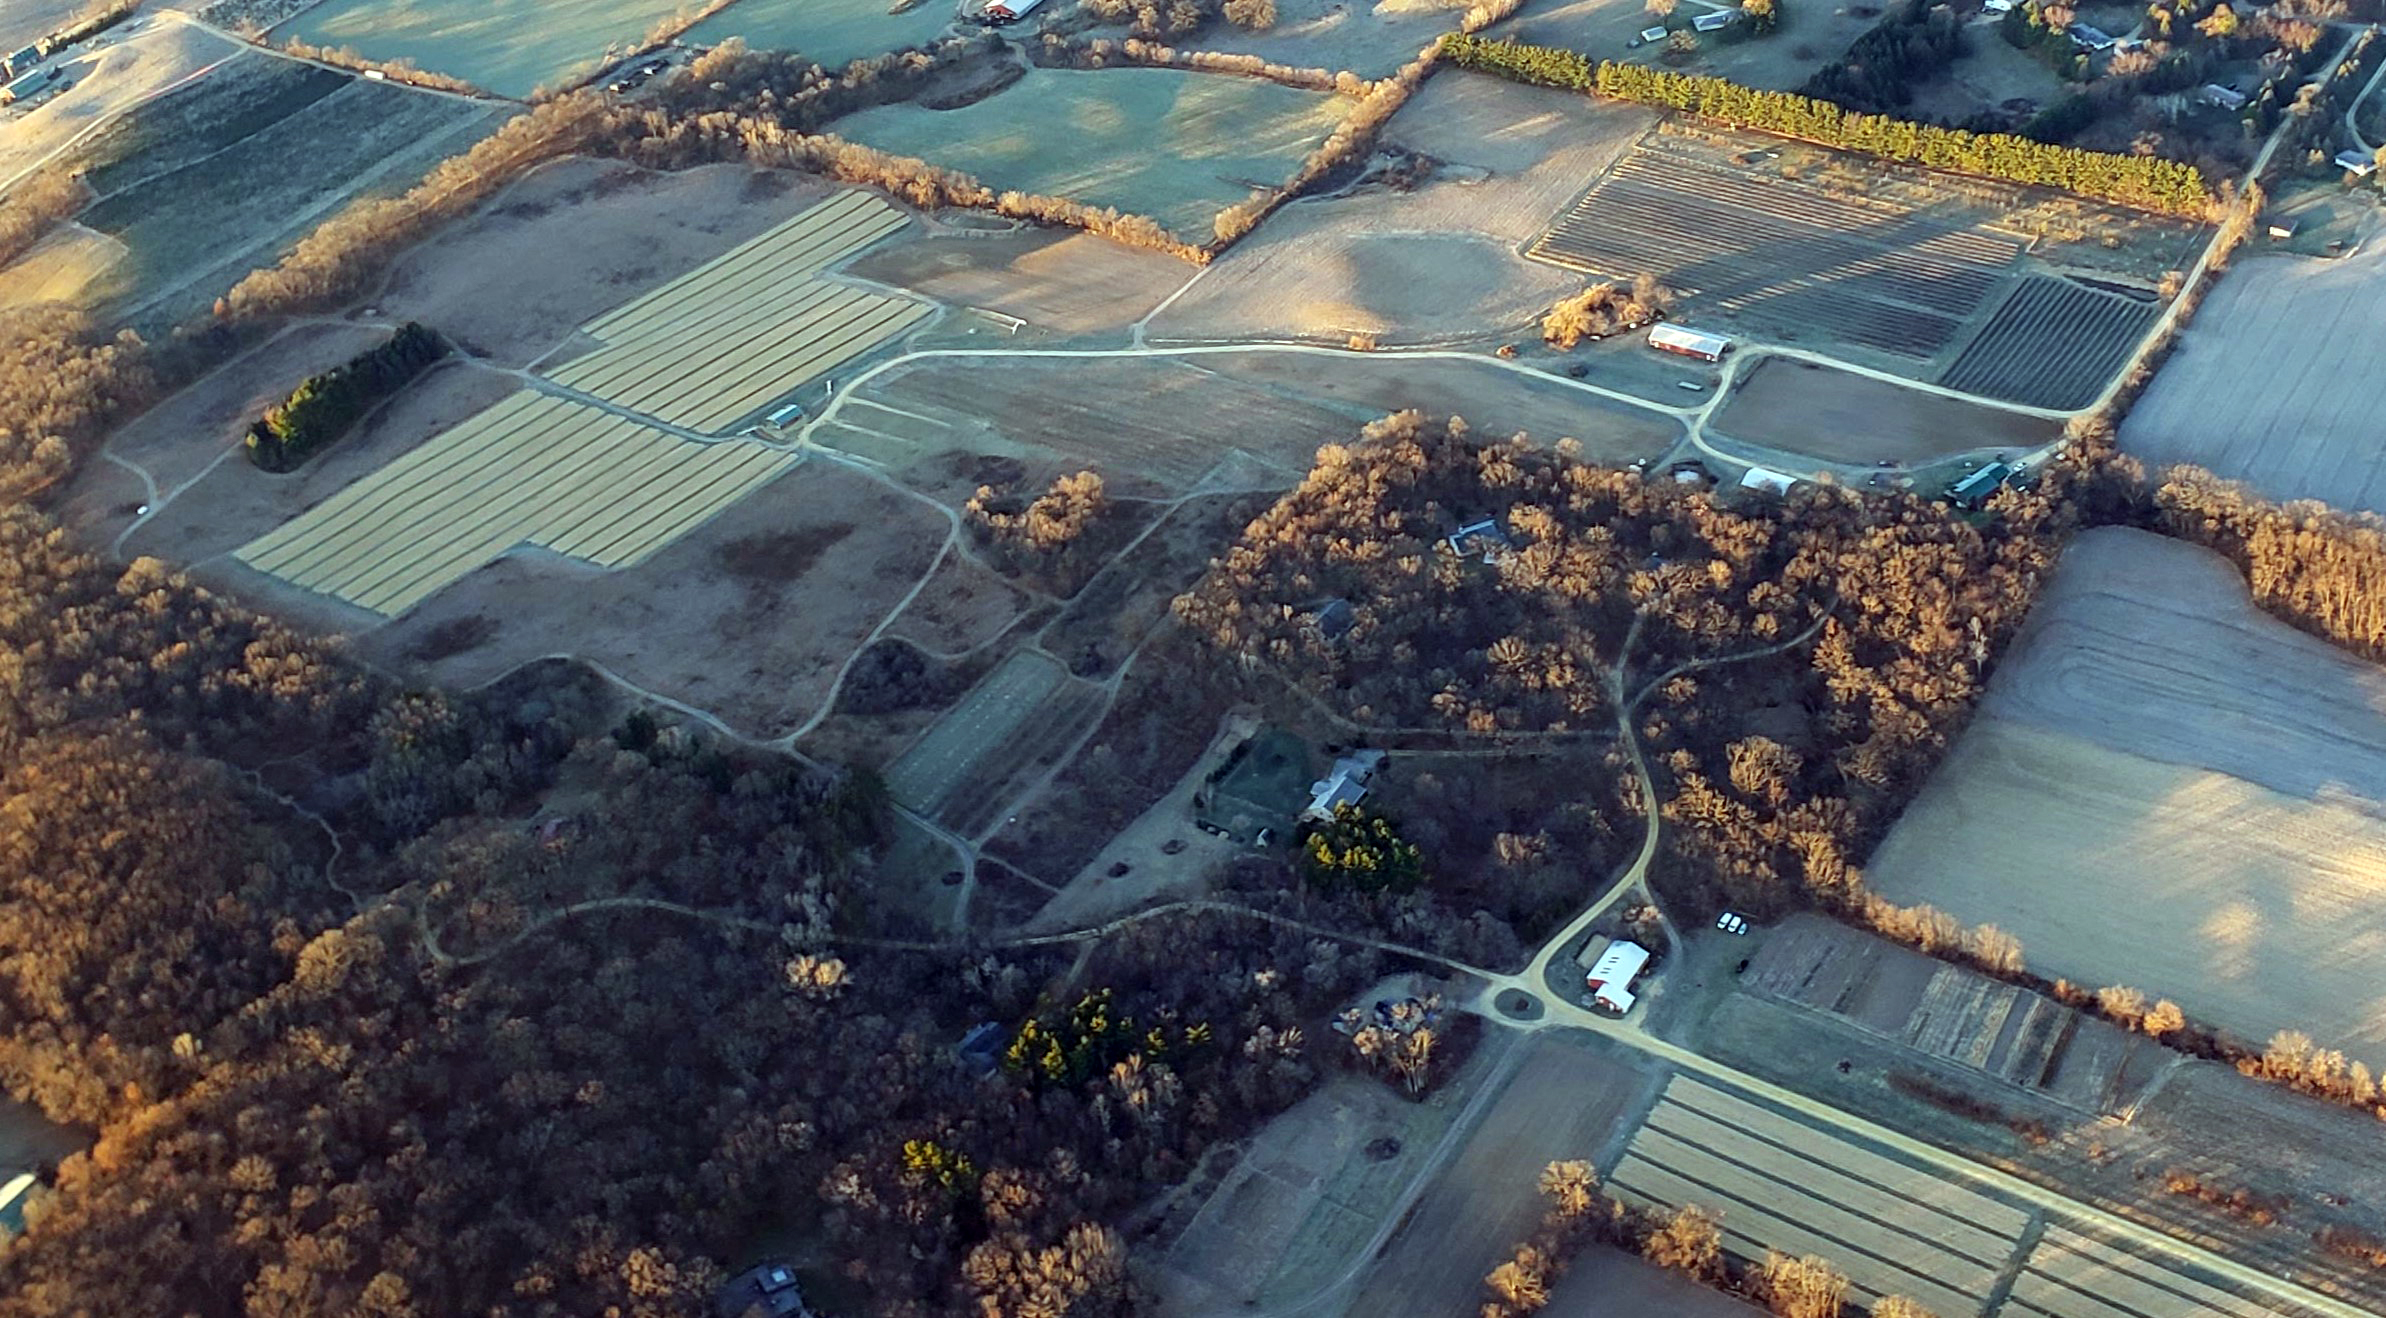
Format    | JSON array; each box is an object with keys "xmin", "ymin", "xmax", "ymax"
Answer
[
  {"xmin": 361, "ymin": 462, "xmax": 943, "ymax": 738},
  {"xmin": 829, "ymin": 68, "xmax": 1346, "ymax": 238},
  {"xmin": 1540, "ymin": 1247, "xmax": 1758, "ymax": 1316},
  {"xmin": 1711, "ymin": 358, "xmax": 2058, "ymax": 465},
  {"xmin": 1865, "ymin": 529, "xmax": 2386, "ymax": 1060},
  {"xmin": 2122, "ymin": 247, "xmax": 2386, "ymax": 515},
  {"xmin": 544, "ymin": 189, "xmax": 926, "ymax": 432},
  {"xmin": 283, "ymin": 0, "xmax": 690, "ymax": 98},
  {"xmin": 682, "ymin": 0, "xmax": 955, "ymax": 73},
  {"xmin": 1607, "ymin": 1074, "xmax": 2030, "ymax": 1317},
  {"xmin": 234, "ymin": 389, "xmax": 798, "ymax": 617},
  {"xmin": 843, "ymin": 228, "xmax": 1190, "ymax": 339},
  {"xmin": 374, "ymin": 161, "xmax": 832, "ymax": 365},
  {"xmin": 1151, "ymin": 72, "xmax": 1654, "ymax": 344}
]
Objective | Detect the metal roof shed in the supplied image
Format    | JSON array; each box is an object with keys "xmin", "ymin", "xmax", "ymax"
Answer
[
  {"xmin": 1585, "ymin": 939, "xmax": 1650, "ymax": 1013},
  {"xmin": 1647, "ymin": 322, "xmax": 1731, "ymax": 361}
]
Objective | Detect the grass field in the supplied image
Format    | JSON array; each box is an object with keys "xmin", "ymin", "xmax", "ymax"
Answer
[
  {"xmin": 842, "ymin": 229, "xmax": 1189, "ymax": 339},
  {"xmin": 828, "ymin": 68, "xmax": 1347, "ymax": 237},
  {"xmin": 283, "ymin": 0, "xmax": 691, "ymax": 97},
  {"xmin": 681, "ymin": 0, "xmax": 954, "ymax": 71},
  {"xmin": 1939, "ymin": 276, "xmax": 2160, "ymax": 410},
  {"xmin": 74, "ymin": 73, "xmax": 502, "ymax": 327},
  {"xmin": 1489, "ymin": 0, "xmax": 1879, "ymax": 93},
  {"xmin": 545, "ymin": 189, "xmax": 926, "ymax": 432},
  {"xmin": 1864, "ymin": 529, "xmax": 2386, "ymax": 1059},
  {"xmin": 2122, "ymin": 246, "xmax": 2386, "ymax": 515},
  {"xmin": 235, "ymin": 389, "xmax": 798, "ymax": 616},
  {"xmin": 1607, "ymin": 1074, "xmax": 2029, "ymax": 1317},
  {"xmin": 66, "ymin": 55, "xmax": 350, "ymax": 197},
  {"xmin": 1711, "ymin": 359, "xmax": 2058, "ymax": 465}
]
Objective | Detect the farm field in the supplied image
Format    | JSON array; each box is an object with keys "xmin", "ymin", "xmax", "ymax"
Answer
[
  {"xmin": 376, "ymin": 160, "xmax": 830, "ymax": 365},
  {"xmin": 1539, "ymin": 1247, "xmax": 1758, "ymax": 1317},
  {"xmin": 64, "ymin": 55, "xmax": 349, "ymax": 197},
  {"xmin": 1710, "ymin": 358, "xmax": 2059, "ymax": 466},
  {"xmin": 0, "ymin": 18, "xmax": 244, "ymax": 189},
  {"xmin": 828, "ymin": 68, "xmax": 1347, "ymax": 238},
  {"xmin": 681, "ymin": 0, "xmax": 954, "ymax": 73},
  {"xmin": 1939, "ymin": 276, "xmax": 2160, "ymax": 410},
  {"xmin": 884, "ymin": 650, "xmax": 1095, "ymax": 831},
  {"xmin": 545, "ymin": 189, "xmax": 926, "ymax": 432},
  {"xmin": 842, "ymin": 228, "xmax": 1190, "ymax": 339},
  {"xmin": 361, "ymin": 462, "xmax": 945, "ymax": 738},
  {"xmin": 1151, "ymin": 72, "xmax": 1654, "ymax": 344},
  {"xmin": 1347, "ymin": 1032, "xmax": 1656, "ymax": 1318},
  {"xmin": 1864, "ymin": 529, "xmax": 2386, "ymax": 1060},
  {"xmin": 283, "ymin": 0, "xmax": 689, "ymax": 98},
  {"xmin": 0, "ymin": 0, "xmax": 90, "ymax": 55},
  {"xmin": 2007, "ymin": 1226, "xmax": 2320, "ymax": 1318},
  {"xmin": 74, "ymin": 74, "xmax": 503, "ymax": 327},
  {"xmin": 2122, "ymin": 247, "xmax": 2386, "ymax": 515},
  {"xmin": 1489, "ymin": 0, "xmax": 1878, "ymax": 92},
  {"xmin": 1606, "ymin": 1074, "xmax": 2030, "ymax": 1317},
  {"xmin": 234, "ymin": 389, "xmax": 799, "ymax": 617},
  {"xmin": 1182, "ymin": 0, "xmax": 1463, "ymax": 77},
  {"xmin": 0, "ymin": 224, "xmax": 128, "ymax": 308}
]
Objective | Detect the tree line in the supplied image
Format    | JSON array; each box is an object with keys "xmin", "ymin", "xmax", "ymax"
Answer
[
  {"xmin": 1439, "ymin": 32, "xmax": 2217, "ymax": 214},
  {"xmin": 245, "ymin": 321, "xmax": 447, "ymax": 472},
  {"xmin": 1799, "ymin": 0, "xmax": 1968, "ymax": 115},
  {"xmin": 0, "ymin": 170, "xmax": 85, "ymax": 272}
]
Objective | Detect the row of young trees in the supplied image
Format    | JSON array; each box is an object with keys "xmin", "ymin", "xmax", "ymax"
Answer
[
  {"xmin": 1439, "ymin": 32, "xmax": 2217, "ymax": 214},
  {"xmin": 245, "ymin": 322, "xmax": 448, "ymax": 471}
]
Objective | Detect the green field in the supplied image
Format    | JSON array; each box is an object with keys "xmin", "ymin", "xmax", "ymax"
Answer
[
  {"xmin": 829, "ymin": 67, "xmax": 1346, "ymax": 236},
  {"xmin": 282, "ymin": 0, "xmax": 692, "ymax": 98},
  {"xmin": 683, "ymin": 0, "xmax": 954, "ymax": 69},
  {"xmin": 76, "ymin": 77, "xmax": 503, "ymax": 326}
]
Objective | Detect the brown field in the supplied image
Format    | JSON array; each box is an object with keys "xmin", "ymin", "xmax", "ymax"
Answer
[
  {"xmin": 1864, "ymin": 529, "xmax": 2386, "ymax": 1060},
  {"xmin": 841, "ymin": 228, "xmax": 1189, "ymax": 339},
  {"xmin": 357, "ymin": 463, "xmax": 945, "ymax": 737},
  {"xmin": 2122, "ymin": 246, "xmax": 2386, "ymax": 516},
  {"xmin": 885, "ymin": 552, "xmax": 1027, "ymax": 656},
  {"xmin": 1184, "ymin": 0, "xmax": 1463, "ymax": 77},
  {"xmin": 0, "ymin": 224, "xmax": 129, "ymax": 309},
  {"xmin": 1348, "ymin": 1032, "xmax": 1657, "ymax": 1318},
  {"xmin": 1709, "ymin": 358, "xmax": 2059, "ymax": 467},
  {"xmin": 1150, "ymin": 72, "xmax": 1655, "ymax": 345},
  {"xmin": 1540, "ymin": 1246, "xmax": 1758, "ymax": 1316},
  {"xmin": 0, "ymin": 21, "xmax": 243, "ymax": 188},
  {"xmin": 373, "ymin": 159, "xmax": 832, "ymax": 367}
]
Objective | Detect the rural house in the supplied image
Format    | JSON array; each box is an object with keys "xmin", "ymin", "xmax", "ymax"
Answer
[{"xmin": 1302, "ymin": 749, "xmax": 1386, "ymax": 822}]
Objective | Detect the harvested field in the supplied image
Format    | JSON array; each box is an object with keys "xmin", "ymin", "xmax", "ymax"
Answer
[
  {"xmin": 1865, "ymin": 529, "xmax": 2386, "ymax": 1059},
  {"xmin": 65, "ymin": 55, "xmax": 349, "ymax": 197},
  {"xmin": 1606, "ymin": 1074, "xmax": 2029, "ymax": 1317},
  {"xmin": 284, "ymin": 0, "xmax": 691, "ymax": 98},
  {"xmin": 1939, "ymin": 276, "xmax": 2160, "ymax": 410},
  {"xmin": 2122, "ymin": 246, "xmax": 2386, "ymax": 515},
  {"xmin": 376, "ymin": 160, "xmax": 830, "ymax": 366},
  {"xmin": 1711, "ymin": 358, "xmax": 2059, "ymax": 465},
  {"xmin": 1184, "ymin": 0, "xmax": 1463, "ymax": 76},
  {"xmin": 234, "ymin": 390, "xmax": 799, "ymax": 616},
  {"xmin": 1152, "ymin": 72, "xmax": 1653, "ymax": 344},
  {"xmin": 2007, "ymin": 1225, "xmax": 2314, "ymax": 1318},
  {"xmin": 841, "ymin": 229, "xmax": 1189, "ymax": 338},
  {"xmin": 0, "ymin": 223, "xmax": 127, "ymax": 308},
  {"xmin": 545, "ymin": 189, "xmax": 927, "ymax": 432},
  {"xmin": 887, "ymin": 553, "xmax": 1028, "ymax": 656},
  {"xmin": 682, "ymin": 0, "xmax": 954, "ymax": 74},
  {"xmin": 828, "ymin": 68, "xmax": 1347, "ymax": 237},
  {"xmin": 1530, "ymin": 134, "xmax": 2022, "ymax": 361},
  {"xmin": 884, "ymin": 651, "xmax": 1066, "ymax": 818},
  {"xmin": 75, "ymin": 74, "xmax": 502, "ymax": 326},
  {"xmin": 358, "ymin": 463, "xmax": 943, "ymax": 738},
  {"xmin": 1348, "ymin": 1032, "xmax": 1655, "ymax": 1318}
]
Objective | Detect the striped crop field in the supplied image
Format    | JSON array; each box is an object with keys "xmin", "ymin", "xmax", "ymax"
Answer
[
  {"xmin": 2006, "ymin": 1226, "xmax": 2318, "ymax": 1318},
  {"xmin": 235, "ymin": 391, "xmax": 796, "ymax": 616},
  {"xmin": 1938, "ymin": 276, "xmax": 2161, "ymax": 410},
  {"xmin": 1526, "ymin": 139, "xmax": 2022, "ymax": 360},
  {"xmin": 1605, "ymin": 1075, "xmax": 2028, "ymax": 1317},
  {"xmin": 545, "ymin": 190, "xmax": 929, "ymax": 433}
]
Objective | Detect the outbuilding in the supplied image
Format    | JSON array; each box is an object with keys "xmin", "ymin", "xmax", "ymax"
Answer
[
  {"xmin": 2335, "ymin": 149, "xmax": 2377, "ymax": 178},
  {"xmin": 2199, "ymin": 83, "xmax": 2249, "ymax": 111},
  {"xmin": 1647, "ymin": 322, "xmax": 1731, "ymax": 362},
  {"xmin": 1738, "ymin": 466, "xmax": 1797, "ymax": 495},
  {"xmin": 981, "ymin": 0, "xmax": 1046, "ymax": 21},
  {"xmin": 1585, "ymin": 939, "xmax": 1650, "ymax": 1015}
]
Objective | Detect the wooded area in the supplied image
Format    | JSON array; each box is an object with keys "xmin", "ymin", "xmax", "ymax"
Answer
[{"xmin": 246, "ymin": 322, "xmax": 447, "ymax": 471}]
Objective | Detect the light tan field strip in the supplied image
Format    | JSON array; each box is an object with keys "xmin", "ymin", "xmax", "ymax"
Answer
[
  {"xmin": 236, "ymin": 391, "xmax": 796, "ymax": 616},
  {"xmin": 2007, "ymin": 1227, "xmax": 2302, "ymax": 1318},
  {"xmin": 552, "ymin": 190, "xmax": 926, "ymax": 432}
]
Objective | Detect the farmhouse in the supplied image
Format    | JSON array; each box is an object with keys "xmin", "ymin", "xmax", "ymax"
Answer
[
  {"xmin": 1303, "ymin": 749, "xmax": 1386, "ymax": 822},
  {"xmin": 713, "ymin": 1263, "xmax": 812, "ymax": 1318},
  {"xmin": 1445, "ymin": 517, "xmax": 1514, "ymax": 562},
  {"xmin": 2068, "ymin": 22, "xmax": 2117, "ymax": 50},
  {"xmin": 2199, "ymin": 83, "xmax": 2249, "ymax": 111},
  {"xmin": 1648, "ymin": 323, "xmax": 1731, "ymax": 362},
  {"xmin": 0, "ymin": 65, "xmax": 60, "ymax": 106},
  {"xmin": 1, "ymin": 46, "xmax": 38, "ymax": 79},
  {"xmin": 1584, "ymin": 939, "xmax": 1651, "ymax": 1014},
  {"xmin": 980, "ymin": 0, "xmax": 1046, "ymax": 22},
  {"xmin": 1947, "ymin": 461, "xmax": 2014, "ymax": 509}
]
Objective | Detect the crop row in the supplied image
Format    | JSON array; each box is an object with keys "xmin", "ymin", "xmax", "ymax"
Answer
[{"xmin": 1939, "ymin": 277, "xmax": 2159, "ymax": 410}]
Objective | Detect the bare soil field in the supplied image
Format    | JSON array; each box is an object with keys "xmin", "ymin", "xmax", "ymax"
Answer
[
  {"xmin": 1865, "ymin": 529, "xmax": 2386, "ymax": 1060},
  {"xmin": 2122, "ymin": 246, "xmax": 2386, "ymax": 516},
  {"xmin": 843, "ymin": 228, "xmax": 1189, "ymax": 339},
  {"xmin": 1184, "ymin": 0, "xmax": 1461, "ymax": 77},
  {"xmin": 1348, "ymin": 1031, "xmax": 1658, "ymax": 1318},
  {"xmin": 374, "ymin": 160, "xmax": 830, "ymax": 366},
  {"xmin": 0, "ymin": 19, "xmax": 245, "ymax": 190},
  {"xmin": 1710, "ymin": 358, "xmax": 2058, "ymax": 465},
  {"xmin": 359, "ymin": 463, "xmax": 944, "ymax": 737},
  {"xmin": 885, "ymin": 552, "xmax": 1028, "ymax": 656},
  {"xmin": 1026, "ymin": 713, "xmax": 1252, "ymax": 932},
  {"xmin": 1150, "ymin": 72, "xmax": 1654, "ymax": 344}
]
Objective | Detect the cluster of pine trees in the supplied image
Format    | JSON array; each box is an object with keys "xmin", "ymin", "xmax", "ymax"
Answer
[
  {"xmin": 246, "ymin": 322, "xmax": 447, "ymax": 472},
  {"xmin": 1799, "ymin": 0, "xmax": 1968, "ymax": 113},
  {"xmin": 1439, "ymin": 33, "xmax": 2216, "ymax": 213}
]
